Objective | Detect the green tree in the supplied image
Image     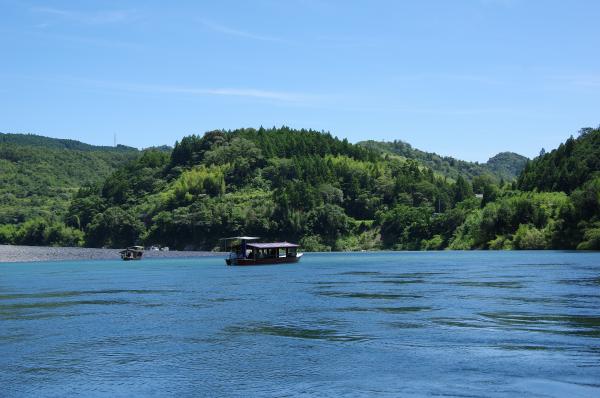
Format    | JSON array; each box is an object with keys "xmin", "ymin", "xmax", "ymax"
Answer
[
  {"xmin": 513, "ymin": 224, "xmax": 547, "ymax": 249},
  {"xmin": 86, "ymin": 207, "xmax": 144, "ymax": 248},
  {"xmin": 453, "ymin": 176, "xmax": 473, "ymax": 203}
]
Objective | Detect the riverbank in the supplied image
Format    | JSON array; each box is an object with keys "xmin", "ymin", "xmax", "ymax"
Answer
[{"xmin": 0, "ymin": 245, "xmax": 222, "ymax": 263}]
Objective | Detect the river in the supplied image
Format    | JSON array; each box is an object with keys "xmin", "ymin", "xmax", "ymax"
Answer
[{"xmin": 1, "ymin": 251, "xmax": 599, "ymax": 397}]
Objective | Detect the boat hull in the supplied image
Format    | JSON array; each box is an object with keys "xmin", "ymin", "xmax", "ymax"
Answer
[
  {"xmin": 226, "ymin": 254, "xmax": 302, "ymax": 266},
  {"xmin": 122, "ymin": 256, "xmax": 143, "ymax": 261}
]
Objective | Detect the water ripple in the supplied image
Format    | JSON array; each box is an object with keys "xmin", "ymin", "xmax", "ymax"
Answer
[
  {"xmin": 317, "ymin": 291, "xmax": 423, "ymax": 299},
  {"xmin": 224, "ymin": 322, "xmax": 370, "ymax": 342},
  {"xmin": 0, "ymin": 289, "xmax": 178, "ymax": 300}
]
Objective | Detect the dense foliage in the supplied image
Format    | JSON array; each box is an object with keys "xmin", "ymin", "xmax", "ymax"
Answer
[
  {"xmin": 65, "ymin": 127, "xmax": 452, "ymax": 249},
  {"xmin": 0, "ymin": 133, "xmax": 139, "ymax": 245},
  {"xmin": 518, "ymin": 127, "xmax": 600, "ymax": 193},
  {"xmin": 1, "ymin": 127, "xmax": 598, "ymax": 251}
]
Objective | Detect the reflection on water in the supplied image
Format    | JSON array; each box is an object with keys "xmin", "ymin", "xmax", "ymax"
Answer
[
  {"xmin": 386, "ymin": 321, "xmax": 423, "ymax": 329},
  {"xmin": 498, "ymin": 344, "xmax": 560, "ymax": 351},
  {"xmin": 375, "ymin": 306, "xmax": 432, "ymax": 313},
  {"xmin": 452, "ymin": 281, "xmax": 525, "ymax": 288},
  {"xmin": 225, "ymin": 321, "xmax": 369, "ymax": 342},
  {"xmin": 432, "ymin": 317, "xmax": 484, "ymax": 329},
  {"xmin": 337, "ymin": 306, "xmax": 431, "ymax": 313},
  {"xmin": 434, "ymin": 312, "xmax": 600, "ymax": 338},
  {"xmin": 317, "ymin": 291, "xmax": 422, "ymax": 299},
  {"xmin": 340, "ymin": 271, "xmax": 382, "ymax": 275},
  {"xmin": 0, "ymin": 299, "xmax": 131, "ymax": 310},
  {"xmin": 372, "ymin": 278, "xmax": 425, "ymax": 284},
  {"xmin": 481, "ymin": 312, "xmax": 600, "ymax": 327},
  {"xmin": 1, "ymin": 251, "xmax": 600, "ymax": 397},
  {"xmin": 559, "ymin": 277, "xmax": 600, "ymax": 286},
  {"xmin": 480, "ymin": 312, "xmax": 600, "ymax": 337},
  {"xmin": 0, "ymin": 289, "xmax": 178, "ymax": 300}
]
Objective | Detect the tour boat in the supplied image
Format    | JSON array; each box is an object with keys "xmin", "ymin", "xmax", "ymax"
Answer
[
  {"xmin": 222, "ymin": 236, "xmax": 303, "ymax": 266},
  {"xmin": 119, "ymin": 246, "xmax": 144, "ymax": 261}
]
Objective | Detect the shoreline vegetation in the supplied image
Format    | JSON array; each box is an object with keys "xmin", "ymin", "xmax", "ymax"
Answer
[{"xmin": 1, "ymin": 126, "xmax": 599, "ymax": 252}]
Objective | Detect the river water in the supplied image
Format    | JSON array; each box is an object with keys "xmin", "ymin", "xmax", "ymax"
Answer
[{"xmin": 1, "ymin": 251, "xmax": 599, "ymax": 397}]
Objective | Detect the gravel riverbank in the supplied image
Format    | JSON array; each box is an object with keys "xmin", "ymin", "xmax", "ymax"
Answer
[{"xmin": 0, "ymin": 245, "xmax": 223, "ymax": 263}]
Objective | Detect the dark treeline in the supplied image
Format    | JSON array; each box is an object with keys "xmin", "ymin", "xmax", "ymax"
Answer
[{"xmin": 1, "ymin": 127, "xmax": 598, "ymax": 250}]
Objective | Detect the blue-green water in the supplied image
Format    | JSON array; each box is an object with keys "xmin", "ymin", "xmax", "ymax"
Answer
[{"xmin": 1, "ymin": 252, "xmax": 599, "ymax": 397}]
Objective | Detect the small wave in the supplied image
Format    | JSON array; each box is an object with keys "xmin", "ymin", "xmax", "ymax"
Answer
[
  {"xmin": 224, "ymin": 322, "xmax": 370, "ymax": 342},
  {"xmin": 317, "ymin": 291, "xmax": 422, "ymax": 300}
]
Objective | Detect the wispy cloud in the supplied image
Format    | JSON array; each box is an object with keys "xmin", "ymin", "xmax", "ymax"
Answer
[
  {"xmin": 199, "ymin": 19, "xmax": 288, "ymax": 43},
  {"xmin": 479, "ymin": 0, "xmax": 518, "ymax": 7},
  {"xmin": 0, "ymin": 24, "xmax": 142, "ymax": 49},
  {"xmin": 31, "ymin": 6, "xmax": 138, "ymax": 25},
  {"xmin": 68, "ymin": 78, "xmax": 322, "ymax": 103},
  {"xmin": 81, "ymin": 79, "xmax": 521, "ymax": 112},
  {"xmin": 44, "ymin": 32, "xmax": 142, "ymax": 49},
  {"xmin": 397, "ymin": 106, "xmax": 524, "ymax": 116},
  {"xmin": 334, "ymin": 104, "xmax": 527, "ymax": 116},
  {"xmin": 135, "ymin": 84, "xmax": 311, "ymax": 102},
  {"xmin": 393, "ymin": 73, "xmax": 503, "ymax": 85},
  {"xmin": 552, "ymin": 74, "xmax": 600, "ymax": 89}
]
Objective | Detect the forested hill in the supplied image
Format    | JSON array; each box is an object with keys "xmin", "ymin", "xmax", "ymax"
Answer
[
  {"xmin": 358, "ymin": 140, "xmax": 528, "ymax": 181},
  {"xmin": 57, "ymin": 126, "xmax": 597, "ymax": 251},
  {"xmin": 0, "ymin": 133, "xmax": 140, "ymax": 232},
  {"xmin": 485, "ymin": 152, "xmax": 530, "ymax": 180},
  {"xmin": 518, "ymin": 127, "xmax": 600, "ymax": 193},
  {"xmin": 1, "ymin": 127, "xmax": 598, "ymax": 251},
  {"xmin": 64, "ymin": 127, "xmax": 473, "ymax": 250}
]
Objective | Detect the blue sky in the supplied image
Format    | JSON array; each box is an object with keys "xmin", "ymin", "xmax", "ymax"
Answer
[{"xmin": 0, "ymin": 0, "xmax": 598, "ymax": 161}]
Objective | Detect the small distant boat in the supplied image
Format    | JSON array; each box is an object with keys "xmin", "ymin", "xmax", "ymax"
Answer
[
  {"xmin": 222, "ymin": 236, "xmax": 303, "ymax": 266},
  {"xmin": 119, "ymin": 246, "xmax": 144, "ymax": 261}
]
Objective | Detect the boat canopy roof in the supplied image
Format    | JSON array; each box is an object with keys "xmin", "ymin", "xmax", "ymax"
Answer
[
  {"xmin": 247, "ymin": 242, "xmax": 299, "ymax": 249},
  {"xmin": 120, "ymin": 246, "xmax": 143, "ymax": 253},
  {"xmin": 222, "ymin": 236, "xmax": 260, "ymax": 241}
]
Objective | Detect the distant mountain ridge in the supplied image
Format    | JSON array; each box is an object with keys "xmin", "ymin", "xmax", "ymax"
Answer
[
  {"xmin": 1, "ymin": 132, "xmax": 527, "ymax": 181},
  {"xmin": 485, "ymin": 152, "xmax": 530, "ymax": 180},
  {"xmin": 0, "ymin": 132, "xmax": 137, "ymax": 152},
  {"xmin": 358, "ymin": 139, "xmax": 528, "ymax": 181}
]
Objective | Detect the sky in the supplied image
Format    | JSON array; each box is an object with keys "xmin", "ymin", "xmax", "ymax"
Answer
[{"xmin": 0, "ymin": 0, "xmax": 598, "ymax": 161}]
